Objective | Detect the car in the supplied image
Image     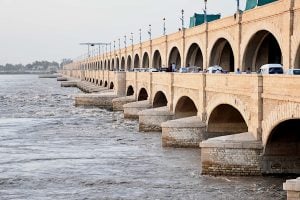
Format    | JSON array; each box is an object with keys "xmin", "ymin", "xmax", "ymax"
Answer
[
  {"xmin": 207, "ymin": 65, "xmax": 224, "ymax": 74},
  {"xmin": 146, "ymin": 68, "xmax": 159, "ymax": 72},
  {"xmin": 286, "ymin": 69, "xmax": 300, "ymax": 75},
  {"xmin": 179, "ymin": 67, "xmax": 188, "ymax": 73},
  {"xmin": 258, "ymin": 64, "xmax": 283, "ymax": 74},
  {"xmin": 133, "ymin": 68, "xmax": 147, "ymax": 72}
]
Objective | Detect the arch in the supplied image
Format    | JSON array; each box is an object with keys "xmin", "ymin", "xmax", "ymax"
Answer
[
  {"xmin": 142, "ymin": 52, "xmax": 150, "ymax": 68},
  {"xmin": 100, "ymin": 80, "xmax": 103, "ymax": 86},
  {"xmin": 104, "ymin": 81, "xmax": 108, "ymax": 87},
  {"xmin": 207, "ymin": 104, "xmax": 248, "ymax": 134},
  {"xmin": 134, "ymin": 54, "xmax": 140, "ymax": 68},
  {"xmin": 174, "ymin": 96, "xmax": 197, "ymax": 119},
  {"xmin": 127, "ymin": 55, "xmax": 132, "ymax": 70},
  {"xmin": 96, "ymin": 79, "xmax": 98, "ymax": 85},
  {"xmin": 263, "ymin": 119, "xmax": 300, "ymax": 175},
  {"xmin": 100, "ymin": 61, "xmax": 103, "ymax": 70},
  {"xmin": 107, "ymin": 59, "xmax": 110, "ymax": 70},
  {"xmin": 186, "ymin": 43, "xmax": 203, "ymax": 68},
  {"xmin": 109, "ymin": 82, "xmax": 114, "ymax": 89},
  {"xmin": 152, "ymin": 50, "xmax": 162, "ymax": 69},
  {"xmin": 242, "ymin": 30, "xmax": 282, "ymax": 72},
  {"xmin": 104, "ymin": 60, "xmax": 107, "ymax": 70},
  {"xmin": 294, "ymin": 44, "xmax": 300, "ymax": 69},
  {"xmin": 126, "ymin": 85, "xmax": 134, "ymax": 96},
  {"xmin": 116, "ymin": 58, "xmax": 120, "ymax": 71},
  {"xmin": 111, "ymin": 59, "xmax": 115, "ymax": 71},
  {"xmin": 209, "ymin": 38, "xmax": 234, "ymax": 72},
  {"xmin": 121, "ymin": 57, "xmax": 125, "ymax": 70},
  {"xmin": 168, "ymin": 47, "xmax": 181, "ymax": 70},
  {"xmin": 153, "ymin": 91, "xmax": 168, "ymax": 108},
  {"xmin": 138, "ymin": 88, "xmax": 148, "ymax": 101}
]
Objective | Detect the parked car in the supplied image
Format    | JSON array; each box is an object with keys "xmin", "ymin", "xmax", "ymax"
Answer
[
  {"xmin": 179, "ymin": 67, "xmax": 188, "ymax": 73},
  {"xmin": 207, "ymin": 65, "xmax": 224, "ymax": 74},
  {"xmin": 133, "ymin": 68, "xmax": 147, "ymax": 72},
  {"xmin": 286, "ymin": 69, "xmax": 300, "ymax": 75},
  {"xmin": 146, "ymin": 68, "xmax": 159, "ymax": 72},
  {"xmin": 258, "ymin": 64, "xmax": 283, "ymax": 74}
]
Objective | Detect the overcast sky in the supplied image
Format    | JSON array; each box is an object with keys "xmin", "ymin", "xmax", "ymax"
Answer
[{"xmin": 0, "ymin": 0, "xmax": 246, "ymax": 65}]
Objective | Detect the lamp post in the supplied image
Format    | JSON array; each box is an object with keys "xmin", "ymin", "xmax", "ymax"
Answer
[
  {"xmin": 118, "ymin": 38, "xmax": 120, "ymax": 50},
  {"xmin": 124, "ymin": 35, "xmax": 127, "ymax": 48},
  {"xmin": 148, "ymin": 24, "xmax": 152, "ymax": 40},
  {"xmin": 180, "ymin": 9, "xmax": 184, "ymax": 30},
  {"xmin": 130, "ymin": 32, "xmax": 134, "ymax": 46},
  {"xmin": 139, "ymin": 28, "xmax": 142, "ymax": 43},
  {"xmin": 163, "ymin": 18, "xmax": 166, "ymax": 36},
  {"xmin": 236, "ymin": 0, "xmax": 240, "ymax": 12},
  {"xmin": 204, "ymin": 0, "xmax": 208, "ymax": 23},
  {"xmin": 113, "ymin": 41, "xmax": 116, "ymax": 51}
]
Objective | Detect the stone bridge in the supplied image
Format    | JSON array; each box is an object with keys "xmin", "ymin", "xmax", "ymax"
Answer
[{"xmin": 62, "ymin": 0, "xmax": 300, "ymax": 178}]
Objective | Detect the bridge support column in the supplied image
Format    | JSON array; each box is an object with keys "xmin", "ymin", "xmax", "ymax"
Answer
[
  {"xmin": 111, "ymin": 95, "xmax": 136, "ymax": 111},
  {"xmin": 284, "ymin": 178, "xmax": 300, "ymax": 200},
  {"xmin": 74, "ymin": 91, "xmax": 118, "ymax": 109},
  {"xmin": 123, "ymin": 100, "xmax": 152, "ymax": 119},
  {"xmin": 200, "ymin": 132, "xmax": 263, "ymax": 176},
  {"xmin": 161, "ymin": 116, "xmax": 206, "ymax": 148},
  {"xmin": 138, "ymin": 106, "xmax": 173, "ymax": 132}
]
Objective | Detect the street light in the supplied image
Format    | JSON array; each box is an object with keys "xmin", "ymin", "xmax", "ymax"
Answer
[
  {"xmin": 148, "ymin": 24, "xmax": 152, "ymax": 40},
  {"xmin": 139, "ymin": 29, "xmax": 142, "ymax": 43},
  {"xmin": 118, "ymin": 38, "xmax": 121, "ymax": 49},
  {"xmin": 163, "ymin": 18, "xmax": 166, "ymax": 36},
  {"xmin": 124, "ymin": 35, "xmax": 127, "ymax": 48},
  {"xmin": 236, "ymin": 0, "xmax": 240, "ymax": 12},
  {"xmin": 204, "ymin": 0, "xmax": 208, "ymax": 23},
  {"xmin": 113, "ymin": 41, "xmax": 116, "ymax": 51},
  {"xmin": 130, "ymin": 32, "xmax": 134, "ymax": 46},
  {"xmin": 180, "ymin": 9, "xmax": 184, "ymax": 30}
]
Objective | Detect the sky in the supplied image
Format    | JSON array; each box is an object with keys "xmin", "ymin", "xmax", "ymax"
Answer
[{"xmin": 0, "ymin": 0, "xmax": 246, "ymax": 65}]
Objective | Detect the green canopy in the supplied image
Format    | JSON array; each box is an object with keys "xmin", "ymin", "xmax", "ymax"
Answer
[
  {"xmin": 245, "ymin": 0, "xmax": 278, "ymax": 10},
  {"xmin": 189, "ymin": 13, "xmax": 221, "ymax": 28}
]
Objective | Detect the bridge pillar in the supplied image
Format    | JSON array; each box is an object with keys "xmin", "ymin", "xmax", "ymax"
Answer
[{"xmin": 283, "ymin": 177, "xmax": 300, "ymax": 200}]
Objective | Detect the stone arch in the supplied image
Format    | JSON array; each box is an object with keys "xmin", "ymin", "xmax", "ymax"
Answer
[
  {"xmin": 100, "ymin": 61, "xmax": 103, "ymax": 70},
  {"xmin": 153, "ymin": 91, "xmax": 168, "ymax": 108},
  {"xmin": 107, "ymin": 59, "xmax": 110, "ymax": 70},
  {"xmin": 126, "ymin": 85, "xmax": 134, "ymax": 96},
  {"xmin": 186, "ymin": 43, "xmax": 204, "ymax": 68},
  {"xmin": 174, "ymin": 96, "xmax": 197, "ymax": 119},
  {"xmin": 116, "ymin": 58, "xmax": 120, "ymax": 70},
  {"xmin": 206, "ymin": 94, "xmax": 250, "ymax": 128},
  {"xmin": 242, "ymin": 30, "xmax": 282, "ymax": 72},
  {"xmin": 263, "ymin": 119, "xmax": 300, "ymax": 175},
  {"xmin": 168, "ymin": 46, "xmax": 181, "ymax": 70},
  {"xmin": 104, "ymin": 60, "xmax": 107, "ymax": 70},
  {"xmin": 134, "ymin": 54, "xmax": 140, "ymax": 68},
  {"xmin": 142, "ymin": 52, "xmax": 150, "ymax": 68},
  {"xmin": 100, "ymin": 80, "xmax": 103, "ymax": 86},
  {"xmin": 104, "ymin": 81, "xmax": 108, "ymax": 87},
  {"xmin": 127, "ymin": 55, "xmax": 132, "ymax": 70},
  {"xmin": 138, "ymin": 88, "xmax": 148, "ymax": 101},
  {"xmin": 121, "ymin": 57, "xmax": 125, "ymax": 70},
  {"xmin": 207, "ymin": 104, "xmax": 248, "ymax": 134},
  {"xmin": 111, "ymin": 59, "xmax": 115, "ymax": 70},
  {"xmin": 209, "ymin": 38, "xmax": 234, "ymax": 72},
  {"xmin": 294, "ymin": 44, "xmax": 300, "ymax": 69},
  {"xmin": 152, "ymin": 50, "xmax": 162, "ymax": 69},
  {"xmin": 109, "ymin": 82, "xmax": 114, "ymax": 89}
]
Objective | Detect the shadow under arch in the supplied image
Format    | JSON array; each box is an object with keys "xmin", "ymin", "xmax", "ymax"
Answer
[
  {"xmin": 153, "ymin": 91, "xmax": 168, "ymax": 108},
  {"xmin": 138, "ymin": 88, "xmax": 148, "ymax": 101},
  {"xmin": 174, "ymin": 96, "xmax": 197, "ymax": 119},
  {"xmin": 127, "ymin": 85, "xmax": 134, "ymax": 96}
]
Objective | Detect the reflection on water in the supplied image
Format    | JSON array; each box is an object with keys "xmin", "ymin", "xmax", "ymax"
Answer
[{"xmin": 0, "ymin": 75, "xmax": 287, "ymax": 199}]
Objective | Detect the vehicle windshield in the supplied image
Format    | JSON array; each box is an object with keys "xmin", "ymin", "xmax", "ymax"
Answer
[
  {"xmin": 293, "ymin": 70, "xmax": 300, "ymax": 75},
  {"xmin": 269, "ymin": 67, "xmax": 283, "ymax": 74}
]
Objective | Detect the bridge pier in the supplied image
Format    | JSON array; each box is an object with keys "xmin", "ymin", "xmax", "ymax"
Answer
[
  {"xmin": 138, "ymin": 106, "xmax": 173, "ymax": 132},
  {"xmin": 284, "ymin": 178, "xmax": 300, "ymax": 200},
  {"xmin": 74, "ymin": 91, "xmax": 118, "ymax": 109},
  {"xmin": 111, "ymin": 95, "xmax": 136, "ymax": 111},
  {"xmin": 161, "ymin": 116, "xmax": 206, "ymax": 148},
  {"xmin": 123, "ymin": 100, "xmax": 152, "ymax": 119},
  {"xmin": 200, "ymin": 132, "xmax": 263, "ymax": 176}
]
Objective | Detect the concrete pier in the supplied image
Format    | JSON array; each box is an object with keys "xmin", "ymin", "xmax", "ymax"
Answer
[
  {"xmin": 74, "ymin": 91, "xmax": 118, "ymax": 109},
  {"xmin": 38, "ymin": 74, "xmax": 58, "ymax": 78},
  {"xmin": 284, "ymin": 178, "xmax": 300, "ymax": 200},
  {"xmin": 138, "ymin": 106, "xmax": 173, "ymax": 132},
  {"xmin": 123, "ymin": 100, "xmax": 152, "ymax": 119},
  {"xmin": 57, "ymin": 77, "xmax": 68, "ymax": 81},
  {"xmin": 200, "ymin": 132, "xmax": 263, "ymax": 176},
  {"xmin": 111, "ymin": 95, "xmax": 136, "ymax": 111},
  {"xmin": 76, "ymin": 81, "xmax": 108, "ymax": 93},
  {"xmin": 161, "ymin": 116, "xmax": 206, "ymax": 148},
  {"xmin": 61, "ymin": 80, "xmax": 79, "ymax": 87}
]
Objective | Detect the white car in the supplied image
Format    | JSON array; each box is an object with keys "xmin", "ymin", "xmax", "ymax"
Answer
[
  {"xmin": 207, "ymin": 65, "xmax": 223, "ymax": 74},
  {"xmin": 286, "ymin": 69, "xmax": 300, "ymax": 75},
  {"xmin": 258, "ymin": 64, "xmax": 283, "ymax": 74}
]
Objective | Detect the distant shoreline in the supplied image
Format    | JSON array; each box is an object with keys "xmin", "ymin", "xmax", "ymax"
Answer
[{"xmin": 0, "ymin": 72, "xmax": 55, "ymax": 75}]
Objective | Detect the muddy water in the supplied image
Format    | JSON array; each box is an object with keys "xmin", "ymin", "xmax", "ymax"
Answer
[{"xmin": 0, "ymin": 75, "xmax": 288, "ymax": 199}]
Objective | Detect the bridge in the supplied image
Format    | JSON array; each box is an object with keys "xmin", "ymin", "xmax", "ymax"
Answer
[{"xmin": 62, "ymin": 0, "xmax": 300, "ymax": 196}]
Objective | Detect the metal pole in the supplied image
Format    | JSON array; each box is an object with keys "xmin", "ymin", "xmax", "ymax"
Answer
[
  {"xmin": 163, "ymin": 18, "xmax": 166, "ymax": 36},
  {"xmin": 113, "ymin": 41, "xmax": 116, "ymax": 51},
  {"xmin": 181, "ymin": 9, "xmax": 184, "ymax": 29},
  {"xmin": 148, "ymin": 24, "xmax": 152, "ymax": 40},
  {"xmin": 130, "ymin": 32, "xmax": 133, "ymax": 46},
  {"xmin": 118, "ymin": 38, "xmax": 120, "ymax": 49},
  {"xmin": 204, "ymin": 0, "xmax": 207, "ymax": 23},
  {"xmin": 236, "ymin": 0, "xmax": 240, "ymax": 12},
  {"xmin": 139, "ymin": 29, "xmax": 142, "ymax": 43},
  {"xmin": 124, "ymin": 35, "xmax": 127, "ymax": 48}
]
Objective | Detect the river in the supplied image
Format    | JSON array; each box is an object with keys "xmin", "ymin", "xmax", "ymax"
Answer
[{"xmin": 0, "ymin": 75, "xmax": 288, "ymax": 199}]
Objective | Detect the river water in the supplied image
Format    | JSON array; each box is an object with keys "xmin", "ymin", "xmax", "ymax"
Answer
[{"xmin": 0, "ymin": 75, "xmax": 290, "ymax": 200}]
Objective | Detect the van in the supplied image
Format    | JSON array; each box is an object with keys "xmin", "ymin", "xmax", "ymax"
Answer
[{"xmin": 258, "ymin": 64, "xmax": 283, "ymax": 74}]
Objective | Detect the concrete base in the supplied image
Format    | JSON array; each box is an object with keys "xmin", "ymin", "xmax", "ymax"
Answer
[
  {"xmin": 123, "ymin": 100, "xmax": 152, "ymax": 119},
  {"xmin": 76, "ymin": 81, "xmax": 108, "ymax": 93},
  {"xmin": 161, "ymin": 116, "xmax": 206, "ymax": 148},
  {"xmin": 61, "ymin": 81, "xmax": 79, "ymax": 87},
  {"xmin": 284, "ymin": 177, "xmax": 300, "ymax": 200},
  {"xmin": 74, "ymin": 92, "xmax": 118, "ymax": 109},
  {"xmin": 200, "ymin": 132, "xmax": 263, "ymax": 176},
  {"xmin": 38, "ymin": 74, "xmax": 58, "ymax": 78},
  {"xmin": 111, "ymin": 95, "xmax": 136, "ymax": 111},
  {"xmin": 57, "ymin": 77, "xmax": 68, "ymax": 81},
  {"xmin": 138, "ymin": 106, "xmax": 173, "ymax": 132}
]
